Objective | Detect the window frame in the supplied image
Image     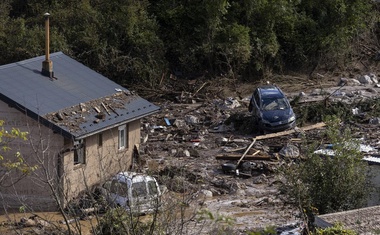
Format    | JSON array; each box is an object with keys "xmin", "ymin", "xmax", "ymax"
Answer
[
  {"xmin": 74, "ymin": 139, "xmax": 86, "ymax": 165},
  {"xmin": 118, "ymin": 124, "xmax": 129, "ymax": 150}
]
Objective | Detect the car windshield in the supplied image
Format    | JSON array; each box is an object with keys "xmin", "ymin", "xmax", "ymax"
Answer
[{"xmin": 262, "ymin": 97, "xmax": 289, "ymax": 111}]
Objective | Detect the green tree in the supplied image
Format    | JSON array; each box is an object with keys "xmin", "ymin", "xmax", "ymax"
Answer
[
  {"xmin": 281, "ymin": 115, "xmax": 371, "ymax": 219},
  {"xmin": 0, "ymin": 0, "xmax": 377, "ymax": 83},
  {"xmin": 0, "ymin": 120, "xmax": 35, "ymax": 187},
  {"xmin": 215, "ymin": 22, "xmax": 251, "ymax": 78}
]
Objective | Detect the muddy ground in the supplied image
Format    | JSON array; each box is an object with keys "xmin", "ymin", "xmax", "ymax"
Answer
[{"xmin": 135, "ymin": 67, "xmax": 380, "ymax": 233}]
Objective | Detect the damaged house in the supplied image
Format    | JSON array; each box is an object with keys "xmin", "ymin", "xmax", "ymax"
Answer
[{"xmin": 0, "ymin": 15, "xmax": 159, "ymax": 211}]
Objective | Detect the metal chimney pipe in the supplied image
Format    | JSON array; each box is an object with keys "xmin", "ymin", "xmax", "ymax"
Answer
[
  {"xmin": 44, "ymin": 12, "xmax": 50, "ymax": 61},
  {"xmin": 42, "ymin": 12, "xmax": 54, "ymax": 78}
]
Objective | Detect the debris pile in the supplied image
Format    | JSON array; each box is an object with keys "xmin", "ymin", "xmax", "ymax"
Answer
[{"xmin": 137, "ymin": 73, "xmax": 380, "ymax": 232}]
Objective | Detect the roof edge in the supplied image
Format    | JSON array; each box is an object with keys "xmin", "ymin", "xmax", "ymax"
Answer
[
  {"xmin": 0, "ymin": 93, "xmax": 74, "ymax": 139},
  {"xmin": 75, "ymin": 109, "xmax": 160, "ymax": 140},
  {"xmin": 0, "ymin": 52, "xmax": 64, "ymax": 70}
]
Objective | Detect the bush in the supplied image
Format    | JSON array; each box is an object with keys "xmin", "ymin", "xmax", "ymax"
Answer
[{"xmin": 280, "ymin": 115, "xmax": 372, "ymax": 229}]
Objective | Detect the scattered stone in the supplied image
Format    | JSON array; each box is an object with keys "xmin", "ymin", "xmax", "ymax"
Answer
[
  {"xmin": 369, "ymin": 117, "xmax": 380, "ymax": 125},
  {"xmin": 20, "ymin": 217, "xmax": 37, "ymax": 227},
  {"xmin": 339, "ymin": 77, "xmax": 361, "ymax": 86},
  {"xmin": 369, "ymin": 73, "xmax": 378, "ymax": 84},
  {"xmin": 359, "ymin": 75, "xmax": 373, "ymax": 84},
  {"xmin": 279, "ymin": 144, "xmax": 300, "ymax": 158},
  {"xmin": 172, "ymin": 119, "xmax": 189, "ymax": 129},
  {"xmin": 200, "ymin": 189, "xmax": 213, "ymax": 198},
  {"xmin": 185, "ymin": 115, "xmax": 199, "ymax": 124}
]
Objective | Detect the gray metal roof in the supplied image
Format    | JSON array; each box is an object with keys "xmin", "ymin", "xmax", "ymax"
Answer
[{"xmin": 0, "ymin": 52, "xmax": 160, "ymax": 139}]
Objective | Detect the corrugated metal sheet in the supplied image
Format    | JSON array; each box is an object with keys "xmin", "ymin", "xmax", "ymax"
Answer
[
  {"xmin": 0, "ymin": 52, "xmax": 160, "ymax": 139},
  {"xmin": 363, "ymin": 156, "xmax": 380, "ymax": 164}
]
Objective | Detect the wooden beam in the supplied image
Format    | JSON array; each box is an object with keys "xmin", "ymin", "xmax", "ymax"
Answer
[
  {"xmin": 237, "ymin": 138, "xmax": 257, "ymax": 166},
  {"xmin": 101, "ymin": 102, "xmax": 111, "ymax": 115},
  {"xmin": 215, "ymin": 153, "xmax": 270, "ymax": 161},
  {"xmin": 255, "ymin": 122, "xmax": 326, "ymax": 140}
]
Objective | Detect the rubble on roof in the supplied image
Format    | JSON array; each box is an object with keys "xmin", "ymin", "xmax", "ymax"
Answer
[{"xmin": 43, "ymin": 91, "xmax": 139, "ymax": 133}]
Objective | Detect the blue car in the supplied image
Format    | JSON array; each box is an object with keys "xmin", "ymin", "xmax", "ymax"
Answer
[{"xmin": 248, "ymin": 85, "xmax": 296, "ymax": 133}]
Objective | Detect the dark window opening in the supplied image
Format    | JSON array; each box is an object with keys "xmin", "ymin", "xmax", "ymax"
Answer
[
  {"xmin": 74, "ymin": 140, "xmax": 86, "ymax": 165},
  {"xmin": 98, "ymin": 133, "xmax": 103, "ymax": 147}
]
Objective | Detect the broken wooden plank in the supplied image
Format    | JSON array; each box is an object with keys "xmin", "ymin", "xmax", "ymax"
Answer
[
  {"xmin": 215, "ymin": 153, "xmax": 270, "ymax": 161},
  {"xmin": 300, "ymin": 122, "xmax": 326, "ymax": 131},
  {"xmin": 237, "ymin": 138, "xmax": 257, "ymax": 166},
  {"xmin": 223, "ymin": 147, "xmax": 248, "ymax": 153},
  {"xmin": 290, "ymin": 138, "xmax": 302, "ymax": 142},
  {"xmin": 79, "ymin": 103, "xmax": 86, "ymax": 112},
  {"xmin": 255, "ymin": 122, "xmax": 326, "ymax": 140},
  {"xmin": 93, "ymin": 106, "xmax": 101, "ymax": 113},
  {"xmin": 101, "ymin": 102, "xmax": 111, "ymax": 115},
  {"xmin": 108, "ymin": 105, "xmax": 119, "ymax": 116}
]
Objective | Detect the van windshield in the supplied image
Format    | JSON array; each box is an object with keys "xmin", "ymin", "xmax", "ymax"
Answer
[
  {"xmin": 110, "ymin": 181, "xmax": 128, "ymax": 197},
  {"xmin": 132, "ymin": 182, "xmax": 147, "ymax": 197}
]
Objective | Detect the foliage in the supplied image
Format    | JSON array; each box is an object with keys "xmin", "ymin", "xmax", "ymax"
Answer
[
  {"xmin": 314, "ymin": 223, "xmax": 357, "ymax": 235},
  {"xmin": 95, "ymin": 194, "xmax": 237, "ymax": 235},
  {"xmin": 246, "ymin": 225, "xmax": 277, "ymax": 235},
  {"xmin": 95, "ymin": 207, "xmax": 151, "ymax": 235},
  {"xmin": 294, "ymin": 97, "xmax": 380, "ymax": 126},
  {"xmin": 295, "ymin": 101, "xmax": 352, "ymax": 125},
  {"xmin": 0, "ymin": 0, "xmax": 377, "ymax": 84},
  {"xmin": 280, "ymin": 115, "xmax": 371, "ymax": 219},
  {"xmin": 0, "ymin": 120, "xmax": 36, "ymax": 187}
]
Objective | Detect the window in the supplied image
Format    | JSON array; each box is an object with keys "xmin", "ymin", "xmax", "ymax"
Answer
[
  {"xmin": 132, "ymin": 182, "xmax": 147, "ymax": 197},
  {"xmin": 98, "ymin": 133, "xmax": 103, "ymax": 147},
  {"xmin": 110, "ymin": 180, "xmax": 128, "ymax": 197},
  {"xmin": 74, "ymin": 139, "xmax": 85, "ymax": 165},
  {"xmin": 148, "ymin": 180, "xmax": 158, "ymax": 195},
  {"xmin": 118, "ymin": 125, "xmax": 128, "ymax": 150}
]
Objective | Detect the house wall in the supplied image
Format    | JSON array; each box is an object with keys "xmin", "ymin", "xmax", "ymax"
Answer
[
  {"xmin": 0, "ymin": 101, "xmax": 63, "ymax": 211},
  {"xmin": 367, "ymin": 164, "xmax": 380, "ymax": 206},
  {"xmin": 0, "ymin": 100, "xmax": 141, "ymax": 211},
  {"xmin": 61, "ymin": 119, "xmax": 140, "ymax": 205}
]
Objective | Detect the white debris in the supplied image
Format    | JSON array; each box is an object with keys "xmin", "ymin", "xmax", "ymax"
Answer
[
  {"xmin": 185, "ymin": 115, "xmax": 199, "ymax": 124},
  {"xmin": 359, "ymin": 75, "xmax": 373, "ymax": 84},
  {"xmin": 352, "ymin": 107, "xmax": 360, "ymax": 115}
]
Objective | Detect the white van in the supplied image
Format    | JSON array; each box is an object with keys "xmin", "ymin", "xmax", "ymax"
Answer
[{"xmin": 101, "ymin": 172, "xmax": 162, "ymax": 214}]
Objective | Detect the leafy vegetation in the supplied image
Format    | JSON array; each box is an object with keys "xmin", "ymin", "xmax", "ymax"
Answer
[
  {"xmin": 0, "ymin": 0, "xmax": 378, "ymax": 86},
  {"xmin": 294, "ymin": 97, "xmax": 380, "ymax": 125},
  {"xmin": 280, "ymin": 115, "xmax": 371, "ymax": 230},
  {"xmin": 314, "ymin": 223, "xmax": 357, "ymax": 235},
  {"xmin": 0, "ymin": 120, "xmax": 35, "ymax": 187}
]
